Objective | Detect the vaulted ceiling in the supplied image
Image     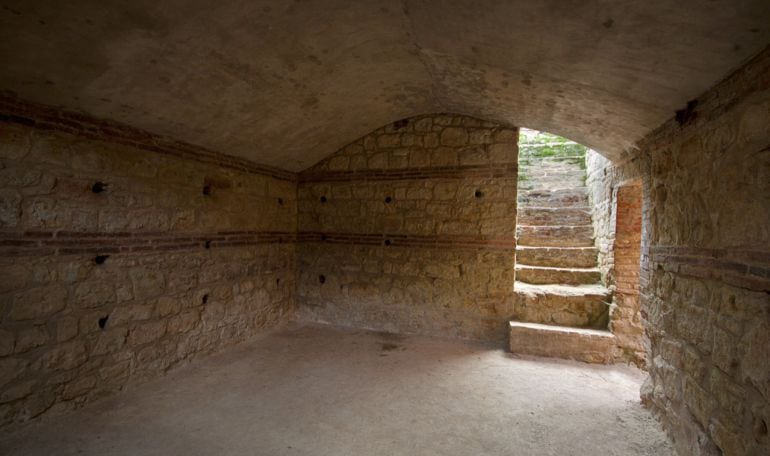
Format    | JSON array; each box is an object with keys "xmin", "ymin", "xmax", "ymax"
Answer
[{"xmin": 1, "ymin": 0, "xmax": 769, "ymax": 170}]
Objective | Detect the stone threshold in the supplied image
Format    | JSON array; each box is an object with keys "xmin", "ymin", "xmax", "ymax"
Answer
[{"xmin": 509, "ymin": 321, "xmax": 615, "ymax": 364}]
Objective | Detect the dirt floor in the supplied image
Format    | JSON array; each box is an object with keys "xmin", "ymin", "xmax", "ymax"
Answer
[{"xmin": 0, "ymin": 323, "xmax": 673, "ymax": 456}]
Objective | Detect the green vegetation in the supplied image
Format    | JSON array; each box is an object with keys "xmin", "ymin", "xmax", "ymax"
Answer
[{"xmin": 518, "ymin": 129, "xmax": 587, "ymax": 160}]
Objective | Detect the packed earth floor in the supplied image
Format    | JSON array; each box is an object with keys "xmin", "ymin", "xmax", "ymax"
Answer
[{"xmin": 0, "ymin": 323, "xmax": 673, "ymax": 456}]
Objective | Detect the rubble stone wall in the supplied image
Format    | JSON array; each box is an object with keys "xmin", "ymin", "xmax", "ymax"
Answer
[
  {"xmin": 585, "ymin": 152, "xmax": 648, "ymax": 365},
  {"xmin": 0, "ymin": 108, "xmax": 297, "ymax": 427},
  {"xmin": 296, "ymin": 114, "xmax": 519, "ymax": 342},
  {"xmin": 588, "ymin": 48, "xmax": 770, "ymax": 455}
]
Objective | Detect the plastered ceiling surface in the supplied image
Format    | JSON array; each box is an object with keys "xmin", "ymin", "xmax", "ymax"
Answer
[{"xmin": 1, "ymin": 0, "xmax": 769, "ymax": 170}]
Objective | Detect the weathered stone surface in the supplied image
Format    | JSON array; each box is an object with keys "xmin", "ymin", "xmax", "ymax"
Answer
[
  {"xmin": 585, "ymin": 150, "xmax": 646, "ymax": 366},
  {"xmin": 0, "ymin": 331, "xmax": 14, "ymax": 357},
  {"xmin": 509, "ymin": 321, "xmax": 615, "ymax": 363},
  {"xmin": 37, "ymin": 341, "xmax": 88, "ymax": 372},
  {"xmin": 54, "ymin": 316, "xmax": 79, "ymax": 343},
  {"xmin": 518, "ymin": 188, "xmax": 589, "ymax": 207},
  {"xmin": 516, "ymin": 225, "xmax": 594, "ymax": 247},
  {"xmin": 513, "ymin": 282, "xmax": 611, "ymax": 329},
  {"xmin": 10, "ymin": 285, "xmax": 67, "ymax": 321},
  {"xmin": 515, "ymin": 246, "xmax": 598, "ymax": 268},
  {"xmin": 0, "ymin": 123, "xmax": 297, "ymax": 428},
  {"xmin": 13, "ymin": 326, "xmax": 48, "ymax": 354},
  {"xmin": 91, "ymin": 327, "xmax": 128, "ymax": 356},
  {"xmin": 156, "ymin": 297, "xmax": 181, "ymax": 318},
  {"xmin": 517, "ymin": 207, "xmax": 592, "ymax": 226},
  {"xmin": 297, "ymin": 115, "xmax": 518, "ymax": 342},
  {"xmin": 0, "ymin": 188, "xmax": 22, "ymax": 226},
  {"xmin": 440, "ymin": 127, "xmax": 469, "ymax": 146},
  {"xmin": 515, "ymin": 265, "xmax": 601, "ymax": 286},
  {"xmin": 127, "ymin": 321, "xmax": 167, "ymax": 347},
  {"xmin": 587, "ymin": 50, "xmax": 770, "ymax": 456}
]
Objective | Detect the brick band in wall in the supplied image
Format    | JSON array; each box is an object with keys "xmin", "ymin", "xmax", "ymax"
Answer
[
  {"xmin": 650, "ymin": 246, "xmax": 770, "ymax": 292},
  {"xmin": 0, "ymin": 230, "xmax": 518, "ymax": 256},
  {"xmin": 297, "ymin": 232, "xmax": 517, "ymax": 250},
  {"xmin": 0, "ymin": 93, "xmax": 297, "ymax": 182},
  {"xmin": 299, "ymin": 163, "xmax": 518, "ymax": 183},
  {"xmin": 0, "ymin": 230, "xmax": 297, "ymax": 257}
]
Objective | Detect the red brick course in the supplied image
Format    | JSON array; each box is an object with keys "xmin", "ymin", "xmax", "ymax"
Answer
[{"xmin": 299, "ymin": 164, "xmax": 518, "ymax": 182}]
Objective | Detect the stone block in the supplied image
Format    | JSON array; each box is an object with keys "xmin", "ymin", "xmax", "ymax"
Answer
[
  {"xmin": 129, "ymin": 267, "xmax": 166, "ymax": 300},
  {"xmin": 468, "ymin": 129, "xmax": 492, "ymax": 145},
  {"xmin": 423, "ymin": 132, "xmax": 439, "ymax": 147},
  {"xmin": 440, "ymin": 127, "xmax": 468, "ymax": 146},
  {"xmin": 62, "ymin": 375, "xmax": 97, "ymax": 400},
  {"xmin": 367, "ymin": 152, "xmax": 387, "ymax": 168},
  {"xmin": 0, "ymin": 378, "xmax": 38, "ymax": 406},
  {"xmin": 92, "ymin": 328, "xmax": 128, "ymax": 356},
  {"xmin": 458, "ymin": 147, "xmax": 488, "ymax": 165},
  {"xmin": 74, "ymin": 280, "xmax": 117, "ymax": 309},
  {"xmin": 709, "ymin": 418, "xmax": 746, "ymax": 456},
  {"xmin": 55, "ymin": 316, "xmax": 79, "ymax": 343},
  {"xmin": 413, "ymin": 117, "xmax": 432, "ymax": 132},
  {"xmin": 156, "ymin": 296, "xmax": 181, "ymax": 317},
  {"xmin": 128, "ymin": 321, "xmax": 167, "ymax": 347},
  {"xmin": 509, "ymin": 321, "xmax": 615, "ymax": 363},
  {"xmin": 377, "ymin": 134, "xmax": 401, "ymax": 148},
  {"xmin": 493, "ymin": 129, "xmax": 518, "ymax": 143},
  {"xmin": 0, "ymin": 330, "xmax": 13, "ymax": 357},
  {"xmin": 13, "ymin": 326, "xmax": 48, "ymax": 354},
  {"xmin": 37, "ymin": 341, "xmax": 88, "ymax": 372},
  {"xmin": 11, "ymin": 285, "xmax": 67, "ymax": 321},
  {"xmin": 167, "ymin": 310, "xmax": 200, "ymax": 334},
  {"xmin": 109, "ymin": 302, "xmax": 154, "ymax": 327},
  {"xmin": 0, "ymin": 188, "xmax": 22, "ymax": 226}
]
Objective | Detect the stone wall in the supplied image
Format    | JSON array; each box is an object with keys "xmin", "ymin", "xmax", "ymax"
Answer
[
  {"xmin": 296, "ymin": 114, "xmax": 519, "ymax": 342},
  {"xmin": 588, "ymin": 48, "xmax": 770, "ymax": 455},
  {"xmin": 642, "ymin": 50, "xmax": 770, "ymax": 455},
  {"xmin": 585, "ymin": 150, "xmax": 616, "ymax": 286},
  {"xmin": 585, "ymin": 151, "xmax": 648, "ymax": 365},
  {"xmin": 0, "ymin": 104, "xmax": 297, "ymax": 427}
]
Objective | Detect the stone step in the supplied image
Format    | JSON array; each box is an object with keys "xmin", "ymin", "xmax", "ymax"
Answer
[
  {"xmin": 513, "ymin": 282, "xmax": 611, "ymax": 329},
  {"xmin": 518, "ymin": 166, "xmax": 585, "ymax": 175},
  {"xmin": 517, "ymin": 225, "xmax": 595, "ymax": 247},
  {"xmin": 515, "ymin": 264, "xmax": 601, "ymax": 285},
  {"xmin": 517, "ymin": 207, "xmax": 592, "ymax": 226},
  {"xmin": 518, "ymin": 188, "xmax": 589, "ymax": 207},
  {"xmin": 518, "ymin": 183, "xmax": 586, "ymax": 193},
  {"xmin": 516, "ymin": 245, "xmax": 598, "ymax": 268},
  {"xmin": 518, "ymin": 171, "xmax": 585, "ymax": 181},
  {"xmin": 520, "ymin": 164, "xmax": 584, "ymax": 170},
  {"xmin": 518, "ymin": 155, "xmax": 585, "ymax": 164},
  {"xmin": 519, "ymin": 186, "xmax": 589, "ymax": 196},
  {"xmin": 519, "ymin": 165, "xmax": 585, "ymax": 172},
  {"xmin": 519, "ymin": 175, "xmax": 585, "ymax": 182},
  {"xmin": 509, "ymin": 321, "xmax": 615, "ymax": 364},
  {"xmin": 518, "ymin": 178, "xmax": 586, "ymax": 188}
]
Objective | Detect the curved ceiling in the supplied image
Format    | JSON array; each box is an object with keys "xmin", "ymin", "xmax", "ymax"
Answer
[{"xmin": 1, "ymin": 0, "xmax": 769, "ymax": 170}]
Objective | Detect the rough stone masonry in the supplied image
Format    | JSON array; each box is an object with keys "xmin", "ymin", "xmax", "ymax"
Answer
[
  {"xmin": 1, "ymin": 41, "xmax": 769, "ymax": 456},
  {"xmin": 0, "ymin": 101, "xmax": 297, "ymax": 427},
  {"xmin": 0, "ymin": 108, "xmax": 646, "ymax": 428},
  {"xmin": 586, "ymin": 49, "xmax": 770, "ymax": 456},
  {"xmin": 296, "ymin": 114, "xmax": 519, "ymax": 341}
]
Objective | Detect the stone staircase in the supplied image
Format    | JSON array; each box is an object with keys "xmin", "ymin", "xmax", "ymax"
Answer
[{"xmin": 510, "ymin": 146, "xmax": 615, "ymax": 363}]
